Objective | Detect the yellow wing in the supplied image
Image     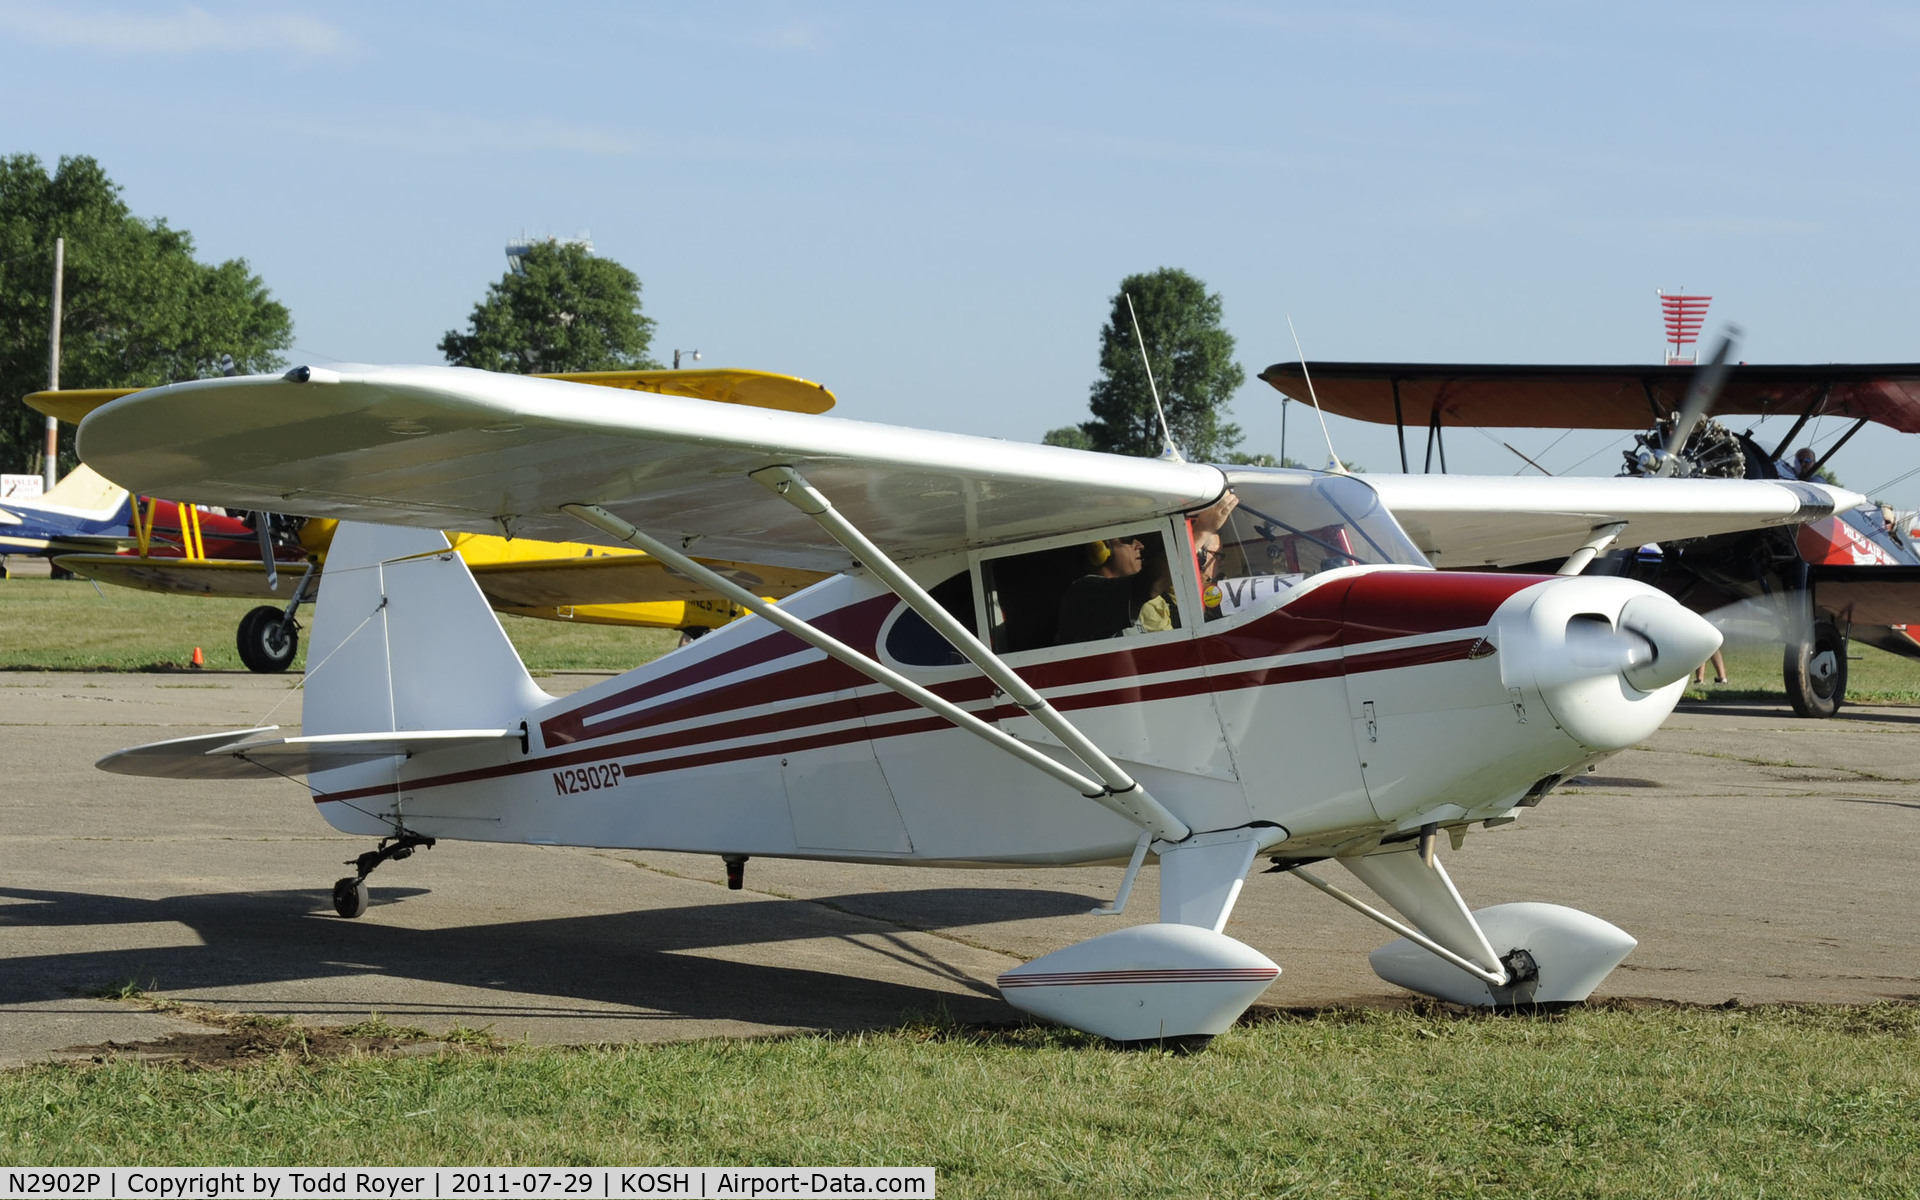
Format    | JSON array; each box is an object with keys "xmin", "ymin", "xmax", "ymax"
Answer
[
  {"xmin": 25, "ymin": 388, "xmax": 143, "ymax": 423},
  {"xmin": 449, "ymin": 531, "xmax": 828, "ymax": 606},
  {"xmin": 533, "ymin": 367, "xmax": 836, "ymax": 414},
  {"xmin": 55, "ymin": 554, "xmax": 299, "ymax": 600}
]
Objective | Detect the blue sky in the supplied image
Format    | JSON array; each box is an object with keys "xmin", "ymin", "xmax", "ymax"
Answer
[{"xmin": 7, "ymin": 1, "xmax": 1920, "ymax": 505}]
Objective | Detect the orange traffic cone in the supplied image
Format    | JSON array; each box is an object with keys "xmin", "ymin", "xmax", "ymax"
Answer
[{"xmin": 190, "ymin": 647, "xmax": 204, "ymax": 670}]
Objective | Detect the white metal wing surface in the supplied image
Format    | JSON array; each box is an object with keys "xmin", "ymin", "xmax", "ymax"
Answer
[
  {"xmin": 77, "ymin": 365, "xmax": 1228, "ymax": 571},
  {"xmin": 95, "ymin": 727, "xmax": 523, "ymax": 781},
  {"xmin": 1364, "ymin": 474, "xmax": 1862, "ymax": 568}
]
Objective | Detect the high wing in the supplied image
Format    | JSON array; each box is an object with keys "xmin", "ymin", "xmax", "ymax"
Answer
[
  {"xmin": 1362, "ymin": 474, "xmax": 1857, "ymax": 568},
  {"xmin": 26, "ymin": 367, "xmax": 836, "ymax": 425},
  {"xmin": 77, "ymin": 365, "xmax": 1230, "ymax": 569},
  {"xmin": 1259, "ymin": 361, "xmax": 1920, "ymax": 434}
]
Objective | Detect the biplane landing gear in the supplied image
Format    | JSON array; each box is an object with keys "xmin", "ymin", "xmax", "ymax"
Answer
[
  {"xmin": 237, "ymin": 605, "xmax": 299, "ymax": 673},
  {"xmin": 331, "ymin": 832, "xmax": 436, "ymax": 919},
  {"xmin": 1784, "ymin": 616, "xmax": 1847, "ymax": 719},
  {"xmin": 236, "ymin": 562, "xmax": 316, "ymax": 674}
]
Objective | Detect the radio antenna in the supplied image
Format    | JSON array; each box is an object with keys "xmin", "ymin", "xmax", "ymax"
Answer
[
  {"xmin": 1287, "ymin": 315, "xmax": 1345, "ymax": 473},
  {"xmin": 1125, "ymin": 292, "xmax": 1183, "ymax": 462}
]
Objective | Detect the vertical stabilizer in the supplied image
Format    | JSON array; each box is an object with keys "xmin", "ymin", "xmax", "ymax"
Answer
[{"xmin": 304, "ymin": 522, "xmax": 551, "ymax": 738}]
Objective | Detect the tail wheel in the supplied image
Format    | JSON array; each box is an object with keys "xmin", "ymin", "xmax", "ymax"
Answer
[
  {"xmin": 236, "ymin": 605, "xmax": 298, "ymax": 674},
  {"xmin": 332, "ymin": 877, "xmax": 369, "ymax": 919},
  {"xmin": 1784, "ymin": 616, "xmax": 1847, "ymax": 719}
]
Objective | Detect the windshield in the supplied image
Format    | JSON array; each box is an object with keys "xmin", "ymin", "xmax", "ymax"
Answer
[{"xmin": 1200, "ymin": 471, "xmax": 1427, "ymax": 618}]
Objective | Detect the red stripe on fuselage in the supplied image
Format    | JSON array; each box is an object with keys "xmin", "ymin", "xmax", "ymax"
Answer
[
  {"xmin": 540, "ymin": 593, "xmax": 897, "ymax": 746},
  {"xmin": 318, "ymin": 570, "xmax": 1542, "ymax": 806}
]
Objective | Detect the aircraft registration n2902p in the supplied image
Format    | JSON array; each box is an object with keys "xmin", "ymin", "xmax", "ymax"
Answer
[{"xmin": 80, "ymin": 365, "xmax": 1860, "ymax": 1045}]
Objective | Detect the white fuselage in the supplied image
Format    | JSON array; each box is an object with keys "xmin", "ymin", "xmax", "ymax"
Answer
[{"xmin": 304, "ymin": 559, "xmax": 1685, "ymax": 867}]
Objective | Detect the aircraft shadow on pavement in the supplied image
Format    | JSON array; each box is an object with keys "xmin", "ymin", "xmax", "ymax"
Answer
[{"xmin": 0, "ymin": 884, "xmax": 1097, "ymax": 1033}]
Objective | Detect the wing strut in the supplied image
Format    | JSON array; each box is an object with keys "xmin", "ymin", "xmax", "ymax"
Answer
[
  {"xmin": 1556, "ymin": 522, "xmax": 1627, "ymax": 576},
  {"xmin": 748, "ymin": 465, "xmax": 1190, "ymax": 840},
  {"xmin": 561, "ymin": 501, "xmax": 1191, "ymax": 842}
]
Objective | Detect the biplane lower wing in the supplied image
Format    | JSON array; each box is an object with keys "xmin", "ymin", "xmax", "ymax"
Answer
[
  {"xmin": 1809, "ymin": 564, "xmax": 1920, "ymax": 628},
  {"xmin": 55, "ymin": 553, "xmax": 297, "ymax": 599}
]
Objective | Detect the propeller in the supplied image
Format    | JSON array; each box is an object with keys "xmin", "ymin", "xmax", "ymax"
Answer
[
  {"xmin": 1512, "ymin": 602, "xmax": 1720, "ymax": 694},
  {"xmin": 1652, "ymin": 326, "xmax": 1741, "ymax": 478},
  {"xmin": 253, "ymin": 511, "xmax": 280, "ymax": 591}
]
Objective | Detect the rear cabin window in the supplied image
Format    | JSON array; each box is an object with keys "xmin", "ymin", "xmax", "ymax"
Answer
[
  {"xmin": 883, "ymin": 571, "xmax": 979, "ymax": 666},
  {"xmin": 982, "ymin": 530, "xmax": 1180, "ymax": 653}
]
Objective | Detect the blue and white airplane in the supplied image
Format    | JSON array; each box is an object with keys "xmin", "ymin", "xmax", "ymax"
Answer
[{"xmin": 0, "ymin": 465, "xmax": 134, "ymax": 560}]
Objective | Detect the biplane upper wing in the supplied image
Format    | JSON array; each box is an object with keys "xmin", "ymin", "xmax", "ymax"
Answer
[
  {"xmin": 1365, "ymin": 474, "xmax": 1857, "ymax": 568},
  {"xmin": 1259, "ymin": 362, "xmax": 1920, "ymax": 434},
  {"xmin": 77, "ymin": 365, "xmax": 1230, "ymax": 569}
]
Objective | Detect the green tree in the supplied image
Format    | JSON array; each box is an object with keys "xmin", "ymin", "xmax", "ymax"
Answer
[
  {"xmin": 1042, "ymin": 425, "xmax": 1093, "ymax": 450},
  {"xmin": 439, "ymin": 240, "xmax": 659, "ymax": 374},
  {"xmin": 1069, "ymin": 268, "xmax": 1246, "ymax": 461},
  {"xmin": 0, "ymin": 154, "xmax": 293, "ymax": 472}
]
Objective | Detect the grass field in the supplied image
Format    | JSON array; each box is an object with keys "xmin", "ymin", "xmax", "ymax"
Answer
[
  {"xmin": 0, "ymin": 578, "xmax": 680, "ymax": 672},
  {"xmin": 3, "ymin": 1005, "xmax": 1916, "ymax": 1196}
]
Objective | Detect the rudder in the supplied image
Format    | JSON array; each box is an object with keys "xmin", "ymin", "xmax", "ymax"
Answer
[{"xmin": 304, "ymin": 521, "xmax": 551, "ymax": 738}]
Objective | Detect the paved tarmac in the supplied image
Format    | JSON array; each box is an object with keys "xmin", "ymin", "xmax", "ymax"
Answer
[{"xmin": 3, "ymin": 670, "xmax": 1917, "ymax": 1067}]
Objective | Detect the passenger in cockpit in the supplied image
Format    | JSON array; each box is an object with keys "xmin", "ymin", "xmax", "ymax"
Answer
[{"xmin": 1055, "ymin": 535, "xmax": 1169, "ymax": 643}]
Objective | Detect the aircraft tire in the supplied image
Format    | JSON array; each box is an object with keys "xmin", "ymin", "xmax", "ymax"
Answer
[
  {"xmin": 332, "ymin": 877, "xmax": 368, "ymax": 919},
  {"xmin": 236, "ymin": 605, "xmax": 298, "ymax": 674},
  {"xmin": 1783, "ymin": 616, "xmax": 1847, "ymax": 719}
]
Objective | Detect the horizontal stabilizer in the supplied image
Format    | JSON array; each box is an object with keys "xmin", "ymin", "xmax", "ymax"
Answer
[{"xmin": 98, "ymin": 727, "xmax": 521, "ymax": 780}]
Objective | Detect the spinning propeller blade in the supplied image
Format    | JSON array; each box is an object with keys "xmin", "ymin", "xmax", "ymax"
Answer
[{"xmin": 1653, "ymin": 326, "xmax": 1741, "ymax": 478}]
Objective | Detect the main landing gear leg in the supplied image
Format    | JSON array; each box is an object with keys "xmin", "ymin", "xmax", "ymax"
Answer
[
  {"xmin": 1293, "ymin": 843, "xmax": 1636, "ymax": 1007},
  {"xmin": 332, "ymin": 832, "xmax": 436, "ymax": 918}
]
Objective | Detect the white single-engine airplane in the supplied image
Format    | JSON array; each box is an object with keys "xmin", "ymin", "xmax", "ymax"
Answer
[{"xmin": 82, "ymin": 364, "xmax": 1860, "ymax": 1046}]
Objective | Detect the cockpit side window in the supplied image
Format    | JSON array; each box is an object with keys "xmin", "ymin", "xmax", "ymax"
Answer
[
  {"xmin": 883, "ymin": 570, "xmax": 979, "ymax": 666},
  {"xmin": 982, "ymin": 528, "xmax": 1181, "ymax": 652}
]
